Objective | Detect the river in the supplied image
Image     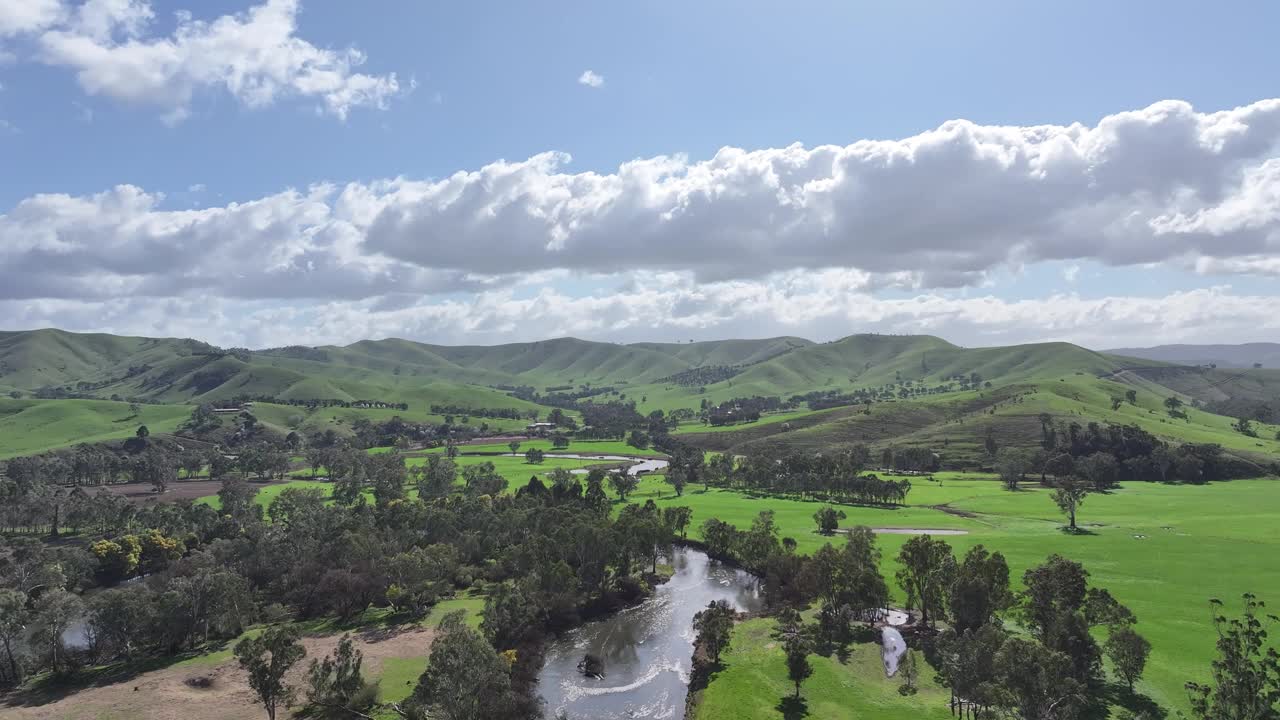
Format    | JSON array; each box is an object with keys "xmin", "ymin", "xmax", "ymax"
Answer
[{"xmin": 537, "ymin": 547, "xmax": 761, "ymax": 720}]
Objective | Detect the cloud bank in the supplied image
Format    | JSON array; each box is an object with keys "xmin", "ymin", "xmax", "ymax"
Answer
[{"xmin": 2, "ymin": 97, "xmax": 1280, "ymax": 346}]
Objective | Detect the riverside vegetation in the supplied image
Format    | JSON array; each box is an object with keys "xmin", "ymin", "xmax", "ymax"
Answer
[{"xmin": 1, "ymin": 329, "xmax": 1279, "ymax": 719}]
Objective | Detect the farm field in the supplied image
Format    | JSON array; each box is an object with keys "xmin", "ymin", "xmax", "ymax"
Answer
[{"xmin": 622, "ymin": 474, "xmax": 1280, "ymax": 717}]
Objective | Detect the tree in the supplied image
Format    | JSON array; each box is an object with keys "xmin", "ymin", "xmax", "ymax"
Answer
[
  {"xmin": 784, "ymin": 634, "xmax": 813, "ymax": 698},
  {"xmin": 1164, "ymin": 395, "xmax": 1185, "ymax": 416},
  {"xmin": 1076, "ymin": 451, "xmax": 1119, "ymax": 491},
  {"xmin": 235, "ymin": 625, "xmax": 306, "ymax": 720},
  {"xmin": 1186, "ymin": 594, "xmax": 1280, "ymax": 720},
  {"xmin": 1234, "ymin": 417, "xmax": 1258, "ymax": 437},
  {"xmin": 627, "ymin": 430, "xmax": 650, "ymax": 450},
  {"xmin": 895, "ymin": 535, "xmax": 955, "ymax": 627},
  {"xmin": 608, "ymin": 471, "xmax": 639, "ymax": 501},
  {"xmin": 813, "ymin": 506, "xmax": 846, "ymax": 535},
  {"xmin": 410, "ymin": 611, "xmax": 513, "ymax": 720},
  {"xmin": 552, "ymin": 434, "xmax": 571, "ymax": 450},
  {"xmin": 1125, "ymin": 389, "xmax": 1138, "ymax": 405},
  {"xmin": 507, "ymin": 440, "xmax": 521, "ymax": 455},
  {"xmin": 948, "ymin": 544, "xmax": 1013, "ymax": 633},
  {"xmin": 136, "ymin": 424, "xmax": 150, "ymax": 438},
  {"xmin": 993, "ymin": 637, "xmax": 1085, "ymax": 720},
  {"xmin": 898, "ymin": 650, "xmax": 919, "ymax": 696},
  {"xmin": 1106, "ymin": 626, "xmax": 1151, "ymax": 691},
  {"xmin": 994, "ymin": 448, "xmax": 1032, "ymax": 491},
  {"xmin": 662, "ymin": 506, "xmax": 693, "ymax": 539},
  {"xmin": 416, "ymin": 455, "xmax": 457, "ymax": 499},
  {"xmin": 1051, "ymin": 476, "xmax": 1091, "ymax": 530},
  {"xmin": 693, "ymin": 600, "xmax": 735, "ymax": 664},
  {"xmin": 306, "ymin": 634, "xmax": 375, "ymax": 715},
  {"xmin": 524, "ymin": 447, "xmax": 544, "ymax": 464},
  {"xmin": 33, "ymin": 588, "xmax": 83, "ymax": 674},
  {"xmin": 665, "ymin": 465, "xmax": 688, "ymax": 496},
  {"xmin": 0, "ymin": 589, "xmax": 30, "ymax": 683}
]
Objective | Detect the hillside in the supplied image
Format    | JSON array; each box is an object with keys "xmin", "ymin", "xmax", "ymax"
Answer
[
  {"xmin": 2, "ymin": 327, "xmax": 1278, "ymax": 467},
  {"xmin": 1106, "ymin": 342, "xmax": 1280, "ymax": 369}
]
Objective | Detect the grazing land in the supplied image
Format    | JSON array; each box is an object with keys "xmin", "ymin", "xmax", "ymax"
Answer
[{"xmin": 2, "ymin": 328, "xmax": 1278, "ymax": 720}]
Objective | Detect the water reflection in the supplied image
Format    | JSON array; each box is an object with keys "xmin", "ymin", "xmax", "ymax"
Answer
[{"xmin": 538, "ymin": 547, "xmax": 761, "ymax": 720}]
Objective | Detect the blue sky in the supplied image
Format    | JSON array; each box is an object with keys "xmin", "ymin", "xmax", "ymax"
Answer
[{"xmin": 1, "ymin": 0, "xmax": 1278, "ymax": 348}]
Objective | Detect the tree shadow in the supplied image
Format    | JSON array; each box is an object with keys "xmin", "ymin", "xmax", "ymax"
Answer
[
  {"xmin": 1059, "ymin": 526, "xmax": 1098, "ymax": 536},
  {"xmin": 2, "ymin": 649, "xmax": 215, "ymax": 708},
  {"xmin": 777, "ymin": 695, "xmax": 809, "ymax": 720},
  {"xmin": 1094, "ymin": 680, "xmax": 1166, "ymax": 719}
]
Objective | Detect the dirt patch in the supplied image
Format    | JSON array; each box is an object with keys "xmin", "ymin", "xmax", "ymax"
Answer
[
  {"xmin": 1, "ymin": 625, "xmax": 436, "ymax": 720},
  {"xmin": 928, "ymin": 503, "xmax": 979, "ymax": 519},
  {"xmin": 95, "ymin": 479, "xmax": 285, "ymax": 505}
]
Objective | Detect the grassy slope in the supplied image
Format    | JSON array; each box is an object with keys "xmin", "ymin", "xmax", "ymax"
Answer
[
  {"xmin": 677, "ymin": 372, "xmax": 1280, "ymax": 466},
  {"xmin": 0, "ymin": 398, "xmax": 190, "ymax": 459},
  {"xmin": 624, "ymin": 475, "xmax": 1280, "ymax": 718}
]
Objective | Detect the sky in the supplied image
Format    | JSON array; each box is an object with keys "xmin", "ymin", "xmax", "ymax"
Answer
[{"xmin": 1, "ymin": 0, "xmax": 1279, "ymax": 350}]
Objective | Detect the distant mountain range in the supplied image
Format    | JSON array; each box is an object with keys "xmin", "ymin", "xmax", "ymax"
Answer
[
  {"xmin": 3, "ymin": 328, "xmax": 1278, "ymax": 467},
  {"xmin": 1106, "ymin": 343, "xmax": 1280, "ymax": 369}
]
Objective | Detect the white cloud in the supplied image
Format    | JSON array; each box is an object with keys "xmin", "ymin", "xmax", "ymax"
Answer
[
  {"xmin": 1, "ymin": 282, "xmax": 1277, "ymax": 351},
  {"xmin": 1062, "ymin": 264, "xmax": 1080, "ymax": 283},
  {"xmin": 0, "ymin": 0, "xmax": 65, "ymax": 37},
  {"xmin": 2, "ymin": 97, "xmax": 1280, "ymax": 346},
  {"xmin": 577, "ymin": 69, "xmax": 603, "ymax": 88},
  {"xmin": 7, "ymin": 0, "xmax": 400, "ymax": 121}
]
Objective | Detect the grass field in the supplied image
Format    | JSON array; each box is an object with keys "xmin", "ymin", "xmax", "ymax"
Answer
[
  {"xmin": 0, "ymin": 398, "xmax": 191, "ymax": 459},
  {"xmin": 444, "ymin": 438, "xmax": 667, "ymax": 458},
  {"xmin": 620, "ymin": 474, "xmax": 1280, "ymax": 717}
]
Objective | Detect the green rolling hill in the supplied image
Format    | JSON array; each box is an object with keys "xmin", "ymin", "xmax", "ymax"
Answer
[{"xmin": 1, "ymin": 328, "xmax": 1276, "ymax": 467}]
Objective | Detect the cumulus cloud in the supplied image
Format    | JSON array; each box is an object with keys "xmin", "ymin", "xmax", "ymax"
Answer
[
  {"xmin": 2, "ymin": 97, "xmax": 1280, "ymax": 345},
  {"xmin": 360, "ymin": 98, "xmax": 1280, "ymax": 281},
  {"xmin": 2, "ymin": 282, "xmax": 1277, "ymax": 351},
  {"xmin": 5, "ymin": 98, "xmax": 1280, "ymax": 298},
  {"xmin": 2, "ymin": 0, "xmax": 400, "ymax": 121},
  {"xmin": 577, "ymin": 69, "xmax": 603, "ymax": 88},
  {"xmin": 0, "ymin": 0, "xmax": 65, "ymax": 37},
  {"xmin": 0, "ymin": 184, "xmax": 477, "ymax": 301}
]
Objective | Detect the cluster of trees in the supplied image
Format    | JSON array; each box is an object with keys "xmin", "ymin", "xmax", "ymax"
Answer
[
  {"xmin": 0, "ymin": 447, "xmax": 698, "ymax": 720},
  {"xmin": 698, "ymin": 519, "xmax": 1161, "ymax": 718},
  {"xmin": 508, "ymin": 385, "xmax": 619, "ymax": 412},
  {"xmin": 430, "ymin": 404, "xmax": 529, "ymax": 420},
  {"xmin": 229, "ymin": 396, "xmax": 409, "ymax": 411},
  {"xmin": 1016, "ymin": 416, "xmax": 1252, "ymax": 487},
  {"xmin": 701, "ymin": 396, "xmax": 788, "ymax": 426},
  {"xmin": 577, "ymin": 402, "xmax": 647, "ymax": 440},
  {"xmin": 657, "ymin": 365, "xmax": 742, "ymax": 387},
  {"xmin": 702, "ymin": 449, "xmax": 914, "ymax": 507}
]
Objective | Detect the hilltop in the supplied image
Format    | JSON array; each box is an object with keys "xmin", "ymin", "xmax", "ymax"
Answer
[
  {"xmin": 1, "ymin": 327, "xmax": 1277, "ymax": 466},
  {"xmin": 1107, "ymin": 342, "xmax": 1280, "ymax": 369}
]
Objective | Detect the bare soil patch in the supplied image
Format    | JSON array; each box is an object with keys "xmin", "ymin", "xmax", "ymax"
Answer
[
  {"xmin": 1, "ymin": 625, "xmax": 435, "ymax": 720},
  {"xmin": 95, "ymin": 478, "xmax": 284, "ymax": 505}
]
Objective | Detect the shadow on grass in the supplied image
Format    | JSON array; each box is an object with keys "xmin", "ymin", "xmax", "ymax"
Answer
[
  {"xmin": 1059, "ymin": 526, "xmax": 1098, "ymax": 536},
  {"xmin": 1090, "ymin": 681, "xmax": 1166, "ymax": 719},
  {"xmin": 777, "ymin": 695, "xmax": 809, "ymax": 720},
  {"xmin": 2, "ymin": 647, "xmax": 222, "ymax": 709}
]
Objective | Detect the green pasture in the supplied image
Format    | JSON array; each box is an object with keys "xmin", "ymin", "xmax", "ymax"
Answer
[{"xmin": 623, "ymin": 474, "xmax": 1280, "ymax": 717}]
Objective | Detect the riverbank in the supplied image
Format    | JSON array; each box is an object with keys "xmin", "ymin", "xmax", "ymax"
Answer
[{"xmin": 537, "ymin": 547, "xmax": 761, "ymax": 720}]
